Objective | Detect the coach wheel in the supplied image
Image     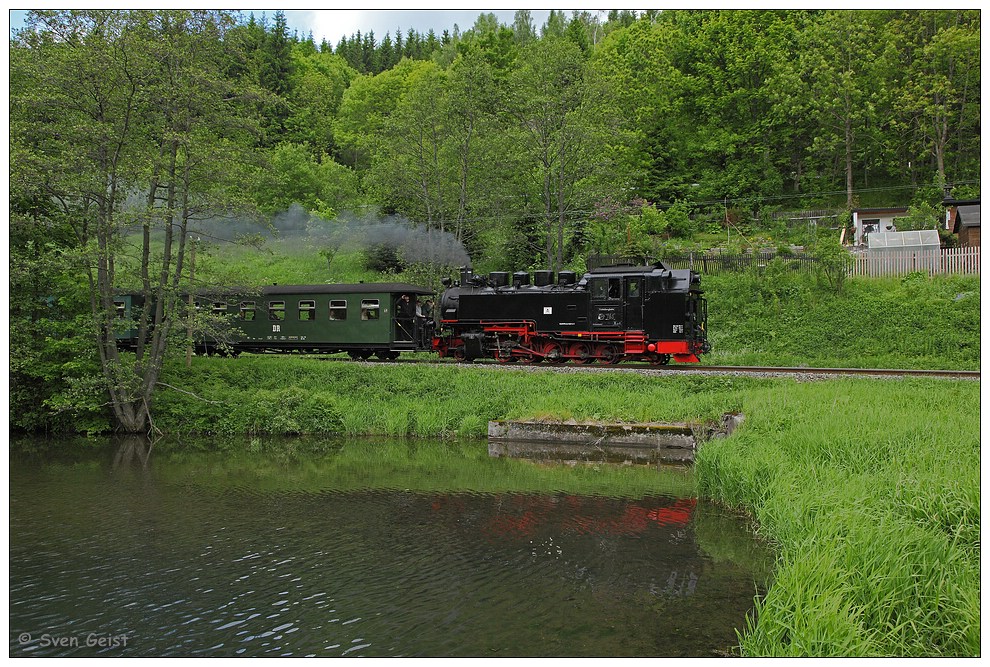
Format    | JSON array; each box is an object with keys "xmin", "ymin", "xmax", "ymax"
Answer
[
  {"xmin": 570, "ymin": 342, "xmax": 595, "ymax": 364},
  {"xmin": 376, "ymin": 350, "xmax": 399, "ymax": 361}
]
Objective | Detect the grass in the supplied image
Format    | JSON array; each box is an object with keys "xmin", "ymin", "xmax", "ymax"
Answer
[
  {"xmin": 695, "ymin": 379, "xmax": 980, "ymax": 656},
  {"xmin": 703, "ymin": 271, "xmax": 980, "ymax": 370}
]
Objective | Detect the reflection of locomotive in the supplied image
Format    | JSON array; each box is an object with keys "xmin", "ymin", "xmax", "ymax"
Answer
[
  {"xmin": 434, "ymin": 263, "xmax": 709, "ymax": 365},
  {"xmin": 113, "ymin": 262, "xmax": 709, "ymax": 365}
]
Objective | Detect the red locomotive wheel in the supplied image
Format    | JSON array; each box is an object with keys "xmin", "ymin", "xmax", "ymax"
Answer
[
  {"xmin": 570, "ymin": 342, "xmax": 595, "ymax": 364},
  {"xmin": 543, "ymin": 342, "xmax": 566, "ymax": 364},
  {"xmin": 600, "ymin": 345, "xmax": 622, "ymax": 365}
]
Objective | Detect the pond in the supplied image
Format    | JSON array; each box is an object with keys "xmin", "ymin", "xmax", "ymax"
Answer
[{"xmin": 9, "ymin": 435, "xmax": 773, "ymax": 657}]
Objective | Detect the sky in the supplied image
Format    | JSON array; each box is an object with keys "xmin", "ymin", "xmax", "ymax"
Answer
[{"xmin": 7, "ymin": 7, "xmax": 586, "ymax": 46}]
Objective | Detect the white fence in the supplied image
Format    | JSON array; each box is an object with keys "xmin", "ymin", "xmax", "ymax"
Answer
[{"xmin": 850, "ymin": 247, "xmax": 980, "ymax": 277}]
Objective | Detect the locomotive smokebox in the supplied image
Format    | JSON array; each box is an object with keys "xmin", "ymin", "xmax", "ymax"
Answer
[{"xmin": 533, "ymin": 270, "xmax": 554, "ymax": 287}]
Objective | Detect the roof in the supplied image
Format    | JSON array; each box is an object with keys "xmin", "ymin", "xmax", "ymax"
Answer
[
  {"xmin": 853, "ymin": 207, "xmax": 910, "ymax": 215},
  {"xmin": 952, "ymin": 204, "xmax": 981, "ymax": 233},
  {"xmin": 259, "ymin": 283, "xmax": 434, "ymax": 296},
  {"xmin": 867, "ymin": 230, "xmax": 940, "ymax": 250},
  {"xmin": 188, "ymin": 283, "xmax": 434, "ymax": 298}
]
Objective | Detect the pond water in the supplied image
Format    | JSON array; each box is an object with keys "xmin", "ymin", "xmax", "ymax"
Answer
[{"xmin": 9, "ymin": 436, "xmax": 772, "ymax": 658}]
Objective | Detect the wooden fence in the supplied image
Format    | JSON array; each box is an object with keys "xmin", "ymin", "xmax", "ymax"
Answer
[
  {"xmin": 850, "ymin": 247, "xmax": 980, "ymax": 277},
  {"xmin": 590, "ymin": 247, "xmax": 980, "ymax": 277},
  {"xmin": 660, "ymin": 252, "xmax": 820, "ymax": 275}
]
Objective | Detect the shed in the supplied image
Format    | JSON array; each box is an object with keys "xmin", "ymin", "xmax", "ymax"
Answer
[
  {"xmin": 947, "ymin": 200, "xmax": 981, "ymax": 248},
  {"xmin": 852, "ymin": 207, "xmax": 909, "ymax": 246}
]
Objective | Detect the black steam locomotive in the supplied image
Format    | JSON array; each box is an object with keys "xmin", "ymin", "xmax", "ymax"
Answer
[{"xmin": 433, "ymin": 262, "xmax": 709, "ymax": 365}]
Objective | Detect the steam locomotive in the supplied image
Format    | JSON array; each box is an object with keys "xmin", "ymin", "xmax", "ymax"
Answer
[
  {"xmin": 434, "ymin": 262, "xmax": 709, "ymax": 365},
  {"xmin": 114, "ymin": 261, "xmax": 709, "ymax": 365}
]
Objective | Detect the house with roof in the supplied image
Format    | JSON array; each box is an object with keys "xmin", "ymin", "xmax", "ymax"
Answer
[
  {"xmin": 945, "ymin": 199, "xmax": 980, "ymax": 247},
  {"xmin": 851, "ymin": 207, "xmax": 909, "ymax": 246}
]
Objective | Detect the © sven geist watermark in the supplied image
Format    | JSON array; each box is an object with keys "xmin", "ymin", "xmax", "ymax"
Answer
[{"xmin": 16, "ymin": 632, "xmax": 131, "ymax": 650}]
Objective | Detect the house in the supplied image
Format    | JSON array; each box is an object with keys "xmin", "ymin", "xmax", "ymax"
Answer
[
  {"xmin": 851, "ymin": 207, "xmax": 909, "ymax": 246},
  {"xmin": 945, "ymin": 199, "xmax": 981, "ymax": 248}
]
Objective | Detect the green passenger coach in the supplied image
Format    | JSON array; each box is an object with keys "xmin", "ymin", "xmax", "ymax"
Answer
[{"xmin": 199, "ymin": 283, "xmax": 434, "ymax": 359}]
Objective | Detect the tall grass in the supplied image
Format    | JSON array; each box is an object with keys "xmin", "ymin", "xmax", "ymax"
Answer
[{"xmin": 696, "ymin": 379, "xmax": 980, "ymax": 656}]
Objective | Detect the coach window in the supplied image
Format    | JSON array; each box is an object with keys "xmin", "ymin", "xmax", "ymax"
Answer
[
  {"xmin": 240, "ymin": 302, "xmax": 256, "ymax": 320},
  {"xmin": 268, "ymin": 301, "xmax": 285, "ymax": 321},
  {"xmin": 114, "ymin": 300, "xmax": 126, "ymax": 319},
  {"xmin": 361, "ymin": 299, "xmax": 380, "ymax": 320},
  {"xmin": 329, "ymin": 299, "xmax": 347, "ymax": 321},
  {"xmin": 212, "ymin": 302, "xmax": 228, "ymax": 315},
  {"xmin": 298, "ymin": 300, "xmax": 316, "ymax": 321}
]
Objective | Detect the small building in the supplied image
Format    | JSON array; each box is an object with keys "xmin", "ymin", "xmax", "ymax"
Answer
[
  {"xmin": 852, "ymin": 207, "xmax": 909, "ymax": 247},
  {"xmin": 867, "ymin": 230, "xmax": 942, "ymax": 273},
  {"xmin": 945, "ymin": 199, "xmax": 981, "ymax": 248}
]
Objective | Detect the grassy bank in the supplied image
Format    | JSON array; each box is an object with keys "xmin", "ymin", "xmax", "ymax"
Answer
[
  {"xmin": 695, "ymin": 379, "xmax": 980, "ymax": 656},
  {"xmin": 703, "ymin": 271, "xmax": 980, "ymax": 370},
  {"xmin": 155, "ymin": 357, "xmax": 980, "ymax": 656}
]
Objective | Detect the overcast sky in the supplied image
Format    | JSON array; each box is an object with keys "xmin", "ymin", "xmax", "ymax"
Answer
[
  {"xmin": 8, "ymin": 7, "xmax": 588, "ymax": 47},
  {"xmin": 271, "ymin": 9, "xmax": 556, "ymax": 46}
]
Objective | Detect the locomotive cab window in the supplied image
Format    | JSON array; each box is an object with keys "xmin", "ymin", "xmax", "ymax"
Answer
[
  {"xmin": 298, "ymin": 300, "xmax": 316, "ymax": 321},
  {"xmin": 361, "ymin": 299, "xmax": 380, "ymax": 320},
  {"xmin": 591, "ymin": 277, "xmax": 622, "ymax": 300},
  {"xmin": 268, "ymin": 301, "xmax": 285, "ymax": 321},
  {"xmin": 329, "ymin": 299, "xmax": 347, "ymax": 321},
  {"xmin": 627, "ymin": 278, "xmax": 641, "ymax": 298},
  {"xmin": 240, "ymin": 302, "xmax": 256, "ymax": 321}
]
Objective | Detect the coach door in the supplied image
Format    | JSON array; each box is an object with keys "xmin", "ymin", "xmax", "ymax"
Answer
[{"xmin": 624, "ymin": 277, "xmax": 643, "ymax": 330}]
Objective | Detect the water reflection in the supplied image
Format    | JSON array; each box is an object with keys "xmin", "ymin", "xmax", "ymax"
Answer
[{"xmin": 9, "ymin": 436, "xmax": 771, "ymax": 658}]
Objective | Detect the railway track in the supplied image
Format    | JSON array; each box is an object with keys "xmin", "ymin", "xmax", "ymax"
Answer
[
  {"xmin": 650, "ymin": 364, "xmax": 980, "ymax": 380},
  {"xmin": 352, "ymin": 357, "xmax": 979, "ymax": 380}
]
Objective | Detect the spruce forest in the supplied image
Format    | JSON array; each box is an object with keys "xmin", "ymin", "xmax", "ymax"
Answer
[{"xmin": 8, "ymin": 9, "xmax": 981, "ymax": 433}]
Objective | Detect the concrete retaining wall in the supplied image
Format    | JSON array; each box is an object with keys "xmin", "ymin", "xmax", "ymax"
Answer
[{"xmin": 488, "ymin": 414, "xmax": 743, "ymax": 465}]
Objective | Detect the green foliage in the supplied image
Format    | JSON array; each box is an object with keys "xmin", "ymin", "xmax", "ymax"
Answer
[
  {"xmin": 704, "ymin": 273, "xmax": 980, "ymax": 370},
  {"xmin": 362, "ymin": 242, "xmax": 406, "ymax": 274},
  {"xmin": 253, "ymin": 142, "xmax": 359, "ymax": 215},
  {"xmin": 810, "ymin": 239, "xmax": 853, "ymax": 293},
  {"xmin": 696, "ymin": 379, "xmax": 980, "ymax": 655},
  {"xmin": 893, "ymin": 202, "xmax": 942, "ymax": 232}
]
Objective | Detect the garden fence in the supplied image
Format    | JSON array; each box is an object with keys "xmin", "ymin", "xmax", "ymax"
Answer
[
  {"xmin": 849, "ymin": 247, "xmax": 980, "ymax": 277},
  {"xmin": 589, "ymin": 248, "xmax": 979, "ymax": 278}
]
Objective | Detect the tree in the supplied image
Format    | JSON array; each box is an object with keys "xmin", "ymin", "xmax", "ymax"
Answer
[
  {"xmin": 793, "ymin": 10, "xmax": 885, "ymax": 208},
  {"xmin": 506, "ymin": 38, "xmax": 631, "ymax": 271},
  {"xmin": 889, "ymin": 10, "xmax": 980, "ymax": 186},
  {"xmin": 11, "ymin": 10, "xmax": 256, "ymax": 433}
]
